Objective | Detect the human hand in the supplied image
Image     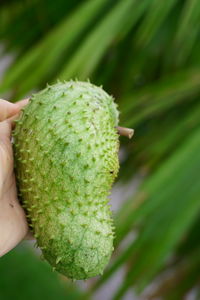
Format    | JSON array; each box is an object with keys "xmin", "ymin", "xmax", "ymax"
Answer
[{"xmin": 0, "ymin": 99, "xmax": 29, "ymax": 256}]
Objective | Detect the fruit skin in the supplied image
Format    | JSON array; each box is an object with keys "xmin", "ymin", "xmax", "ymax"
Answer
[{"xmin": 13, "ymin": 80, "xmax": 119, "ymax": 280}]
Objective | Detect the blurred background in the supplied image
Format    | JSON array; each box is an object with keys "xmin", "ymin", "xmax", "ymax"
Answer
[{"xmin": 0, "ymin": 0, "xmax": 200, "ymax": 299}]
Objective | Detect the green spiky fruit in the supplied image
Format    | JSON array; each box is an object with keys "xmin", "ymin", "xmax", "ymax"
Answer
[{"xmin": 13, "ymin": 81, "xmax": 119, "ymax": 280}]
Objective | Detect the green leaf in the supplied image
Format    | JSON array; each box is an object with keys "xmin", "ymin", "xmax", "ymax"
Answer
[
  {"xmin": 0, "ymin": 0, "xmax": 108, "ymax": 99},
  {"xmin": 113, "ymin": 126, "xmax": 200, "ymax": 298},
  {"xmin": 146, "ymin": 247, "xmax": 200, "ymax": 299},
  {"xmin": 59, "ymin": 0, "xmax": 136, "ymax": 80},
  {"xmin": 134, "ymin": 0, "xmax": 178, "ymax": 47},
  {"xmin": 171, "ymin": 0, "xmax": 200, "ymax": 67},
  {"xmin": 126, "ymin": 98, "xmax": 200, "ymax": 172},
  {"xmin": 92, "ymin": 125, "xmax": 200, "ymax": 295},
  {"xmin": 120, "ymin": 69, "xmax": 200, "ymax": 127},
  {"xmin": 0, "ymin": 244, "xmax": 83, "ymax": 300}
]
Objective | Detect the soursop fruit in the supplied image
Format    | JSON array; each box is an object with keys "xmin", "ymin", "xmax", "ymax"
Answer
[{"xmin": 13, "ymin": 81, "xmax": 119, "ymax": 280}]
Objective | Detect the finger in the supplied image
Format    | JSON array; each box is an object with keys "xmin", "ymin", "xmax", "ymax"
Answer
[
  {"xmin": 0, "ymin": 98, "xmax": 29, "ymax": 123},
  {"xmin": 0, "ymin": 112, "xmax": 24, "ymax": 141},
  {"xmin": 16, "ymin": 98, "xmax": 29, "ymax": 110},
  {"xmin": 7, "ymin": 114, "xmax": 21, "ymax": 130},
  {"xmin": 10, "ymin": 98, "xmax": 29, "ymax": 129},
  {"xmin": 0, "ymin": 120, "xmax": 12, "ymax": 142},
  {"xmin": 0, "ymin": 99, "xmax": 19, "ymax": 122}
]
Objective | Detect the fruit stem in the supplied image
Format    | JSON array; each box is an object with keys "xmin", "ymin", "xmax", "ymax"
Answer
[{"xmin": 116, "ymin": 126, "xmax": 134, "ymax": 139}]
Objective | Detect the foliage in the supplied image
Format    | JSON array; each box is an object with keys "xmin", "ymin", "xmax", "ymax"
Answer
[
  {"xmin": 0, "ymin": 0, "xmax": 200, "ymax": 299},
  {"xmin": 0, "ymin": 244, "xmax": 82, "ymax": 300}
]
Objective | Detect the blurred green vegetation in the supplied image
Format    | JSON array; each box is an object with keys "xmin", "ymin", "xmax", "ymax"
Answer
[
  {"xmin": 0, "ymin": 0, "xmax": 200, "ymax": 299},
  {"xmin": 0, "ymin": 244, "xmax": 82, "ymax": 300}
]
